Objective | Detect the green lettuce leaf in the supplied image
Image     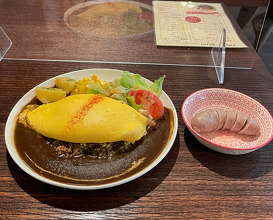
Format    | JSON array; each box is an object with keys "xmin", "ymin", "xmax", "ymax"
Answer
[
  {"xmin": 120, "ymin": 71, "xmax": 166, "ymax": 97},
  {"xmin": 86, "ymin": 83, "xmax": 109, "ymax": 96},
  {"xmin": 126, "ymin": 95, "xmax": 143, "ymax": 111},
  {"xmin": 148, "ymin": 75, "xmax": 166, "ymax": 96},
  {"xmin": 120, "ymin": 71, "xmax": 135, "ymax": 89},
  {"xmin": 132, "ymin": 74, "xmax": 147, "ymax": 90}
]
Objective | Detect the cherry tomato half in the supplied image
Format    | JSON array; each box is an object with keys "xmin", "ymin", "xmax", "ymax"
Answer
[{"xmin": 128, "ymin": 90, "xmax": 164, "ymax": 120}]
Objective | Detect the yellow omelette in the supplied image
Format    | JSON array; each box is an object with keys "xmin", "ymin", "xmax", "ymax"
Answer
[{"xmin": 27, "ymin": 94, "xmax": 147, "ymax": 143}]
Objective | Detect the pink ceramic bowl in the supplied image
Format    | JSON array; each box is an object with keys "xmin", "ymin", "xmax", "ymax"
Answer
[{"xmin": 182, "ymin": 88, "xmax": 273, "ymax": 155}]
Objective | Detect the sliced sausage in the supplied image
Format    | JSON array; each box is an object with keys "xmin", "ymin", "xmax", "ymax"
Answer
[
  {"xmin": 191, "ymin": 111, "xmax": 214, "ymax": 133},
  {"xmin": 191, "ymin": 109, "xmax": 260, "ymax": 136},
  {"xmin": 223, "ymin": 110, "xmax": 237, "ymax": 130},
  {"xmin": 230, "ymin": 112, "xmax": 247, "ymax": 132},
  {"xmin": 239, "ymin": 117, "xmax": 260, "ymax": 136},
  {"xmin": 216, "ymin": 109, "xmax": 227, "ymax": 130},
  {"xmin": 206, "ymin": 109, "xmax": 219, "ymax": 131}
]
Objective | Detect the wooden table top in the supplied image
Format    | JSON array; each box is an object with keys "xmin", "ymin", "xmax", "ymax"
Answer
[
  {"xmin": 1, "ymin": 58, "xmax": 273, "ymax": 219},
  {"xmin": 1, "ymin": 0, "xmax": 273, "ymax": 219}
]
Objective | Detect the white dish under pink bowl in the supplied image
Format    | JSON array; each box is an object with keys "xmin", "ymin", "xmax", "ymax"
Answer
[{"xmin": 182, "ymin": 88, "xmax": 273, "ymax": 155}]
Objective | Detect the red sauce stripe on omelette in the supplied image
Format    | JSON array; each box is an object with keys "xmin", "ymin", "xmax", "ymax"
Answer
[{"xmin": 66, "ymin": 95, "xmax": 104, "ymax": 131}]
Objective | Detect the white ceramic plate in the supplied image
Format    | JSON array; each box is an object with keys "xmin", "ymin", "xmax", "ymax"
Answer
[{"xmin": 5, "ymin": 69, "xmax": 178, "ymax": 190}]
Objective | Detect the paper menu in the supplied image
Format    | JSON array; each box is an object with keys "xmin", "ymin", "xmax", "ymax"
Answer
[{"xmin": 153, "ymin": 1, "xmax": 247, "ymax": 48}]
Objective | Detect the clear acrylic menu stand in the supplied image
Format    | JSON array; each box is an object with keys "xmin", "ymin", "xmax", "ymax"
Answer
[
  {"xmin": 211, "ymin": 28, "xmax": 226, "ymax": 84},
  {"xmin": 0, "ymin": 27, "xmax": 12, "ymax": 61}
]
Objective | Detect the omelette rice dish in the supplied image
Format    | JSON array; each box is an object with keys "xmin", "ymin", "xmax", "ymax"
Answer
[{"xmin": 14, "ymin": 72, "xmax": 172, "ymax": 185}]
